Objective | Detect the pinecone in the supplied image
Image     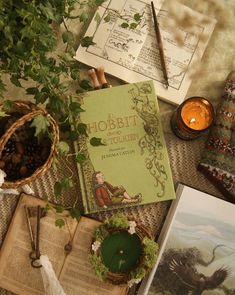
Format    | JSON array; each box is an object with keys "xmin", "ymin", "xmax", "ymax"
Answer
[
  {"xmin": 25, "ymin": 139, "xmax": 39, "ymax": 156},
  {"xmin": 2, "ymin": 139, "xmax": 16, "ymax": 158},
  {"xmin": 25, "ymin": 156, "xmax": 43, "ymax": 173}
]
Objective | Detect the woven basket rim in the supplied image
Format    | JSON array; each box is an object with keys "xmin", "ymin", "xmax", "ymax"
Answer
[{"xmin": 0, "ymin": 101, "xmax": 59, "ymax": 188}]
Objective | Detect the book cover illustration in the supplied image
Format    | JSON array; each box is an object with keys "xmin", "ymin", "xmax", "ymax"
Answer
[
  {"xmin": 76, "ymin": 80, "xmax": 175, "ymax": 214},
  {"xmin": 147, "ymin": 186, "xmax": 235, "ymax": 295}
]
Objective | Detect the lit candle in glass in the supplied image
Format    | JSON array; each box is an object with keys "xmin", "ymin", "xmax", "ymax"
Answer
[{"xmin": 171, "ymin": 97, "xmax": 214, "ymax": 140}]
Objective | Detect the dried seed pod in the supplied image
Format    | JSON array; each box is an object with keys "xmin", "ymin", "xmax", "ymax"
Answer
[
  {"xmin": 15, "ymin": 142, "xmax": 24, "ymax": 155},
  {"xmin": 12, "ymin": 153, "xmax": 22, "ymax": 164},
  {"xmin": 20, "ymin": 166, "xmax": 28, "ymax": 177}
]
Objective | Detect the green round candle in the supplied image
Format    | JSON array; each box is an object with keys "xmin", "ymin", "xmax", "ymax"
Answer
[{"xmin": 101, "ymin": 231, "xmax": 142, "ymax": 273}]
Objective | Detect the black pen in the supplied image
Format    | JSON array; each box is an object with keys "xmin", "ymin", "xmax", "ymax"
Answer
[{"xmin": 151, "ymin": 1, "xmax": 169, "ymax": 89}]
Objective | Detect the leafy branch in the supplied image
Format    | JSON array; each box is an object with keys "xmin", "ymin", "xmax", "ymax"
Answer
[{"xmin": 0, "ymin": 0, "xmax": 106, "ymax": 223}]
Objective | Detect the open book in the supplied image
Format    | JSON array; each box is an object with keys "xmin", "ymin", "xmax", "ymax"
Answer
[
  {"xmin": 74, "ymin": 80, "xmax": 175, "ymax": 214},
  {"xmin": 0, "ymin": 194, "xmax": 128, "ymax": 295},
  {"xmin": 137, "ymin": 184, "xmax": 235, "ymax": 295},
  {"xmin": 75, "ymin": 0, "xmax": 216, "ymax": 105}
]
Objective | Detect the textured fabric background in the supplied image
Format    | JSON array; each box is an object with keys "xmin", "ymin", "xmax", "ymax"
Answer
[{"xmin": 0, "ymin": 0, "xmax": 234, "ymax": 294}]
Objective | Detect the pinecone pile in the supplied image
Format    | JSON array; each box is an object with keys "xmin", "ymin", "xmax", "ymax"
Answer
[{"xmin": 0, "ymin": 118, "xmax": 51, "ymax": 181}]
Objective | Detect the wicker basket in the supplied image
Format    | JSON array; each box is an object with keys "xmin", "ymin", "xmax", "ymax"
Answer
[{"xmin": 0, "ymin": 101, "xmax": 59, "ymax": 188}]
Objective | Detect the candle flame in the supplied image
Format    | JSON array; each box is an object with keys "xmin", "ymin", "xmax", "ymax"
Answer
[{"xmin": 190, "ymin": 118, "xmax": 196, "ymax": 123}]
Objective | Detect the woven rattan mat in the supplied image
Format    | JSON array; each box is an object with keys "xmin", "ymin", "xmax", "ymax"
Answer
[{"xmin": 0, "ymin": 111, "xmax": 223, "ymax": 295}]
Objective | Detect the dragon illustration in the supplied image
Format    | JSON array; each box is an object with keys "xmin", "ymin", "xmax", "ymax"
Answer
[{"xmin": 151, "ymin": 245, "xmax": 231, "ymax": 295}]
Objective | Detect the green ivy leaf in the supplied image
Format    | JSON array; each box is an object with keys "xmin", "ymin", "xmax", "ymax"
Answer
[
  {"xmin": 26, "ymin": 87, "xmax": 39, "ymax": 95},
  {"xmin": 30, "ymin": 114, "xmax": 50, "ymax": 137},
  {"xmin": 69, "ymin": 101, "xmax": 85, "ymax": 115},
  {"xmin": 77, "ymin": 123, "xmax": 87, "ymax": 136},
  {"xmin": 43, "ymin": 203, "xmax": 52, "ymax": 214},
  {"xmin": 70, "ymin": 68, "xmax": 80, "ymax": 80},
  {"xmin": 69, "ymin": 130, "xmax": 79, "ymax": 141},
  {"xmin": 79, "ymin": 12, "xmax": 89, "ymax": 23},
  {"xmin": 80, "ymin": 36, "xmax": 95, "ymax": 48},
  {"xmin": 76, "ymin": 153, "xmax": 86, "ymax": 164},
  {"xmin": 121, "ymin": 22, "xmax": 129, "ymax": 28},
  {"xmin": 57, "ymin": 141, "xmax": 70, "ymax": 154},
  {"xmin": 35, "ymin": 91, "xmax": 48, "ymax": 104},
  {"xmin": 63, "ymin": 52, "xmax": 74, "ymax": 62},
  {"xmin": 104, "ymin": 14, "xmax": 111, "ymax": 23},
  {"xmin": 62, "ymin": 31, "xmax": 74, "ymax": 44},
  {"xmin": 79, "ymin": 79, "xmax": 92, "ymax": 91},
  {"xmin": 90, "ymin": 137, "xmax": 105, "ymax": 146},
  {"xmin": 10, "ymin": 75, "xmax": 22, "ymax": 87},
  {"xmin": 61, "ymin": 177, "xmax": 73, "ymax": 191},
  {"xmin": 130, "ymin": 23, "xmax": 138, "ymax": 29},
  {"xmin": 69, "ymin": 207, "xmax": 81, "ymax": 220},
  {"xmin": 134, "ymin": 13, "xmax": 141, "ymax": 22},
  {"xmin": 0, "ymin": 111, "xmax": 10, "ymax": 118},
  {"xmin": 39, "ymin": 2, "xmax": 55, "ymax": 20},
  {"xmin": 55, "ymin": 205, "xmax": 65, "ymax": 213},
  {"xmin": 51, "ymin": 75, "xmax": 60, "ymax": 86},
  {"xmin": 54, "ymin": 178, "xmax": 73, "ymax": 197},
  {"xmin": 55, "ymin": 218, "xmax": 65, "ymax": 228},
  {"xmin": 94, "ymin": 12, "xmax": 101, "ymax": 27},
  {"xmin": 54, "ymin": 181, "xmax": 62, "ymax": 197},
  {"xmin": 3, "ymin": 100, "xmax": 13, "ymax": 112}
]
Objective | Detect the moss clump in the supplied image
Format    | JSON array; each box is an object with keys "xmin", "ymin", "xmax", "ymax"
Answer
[
  {"xmin": 94, "ymin": 225, "xmax": 109, "ymax": 242},
  {"xmin": 130, "ymin": 266, "xmax": 146, "ymax": 280},
  {"xmin": 89, "ymin": 254, "xmax": 109, "ymax": 281},
  {"xmin": 104, "ymin": 213, "xmax": 129, "ymax": 229},
  {"xmin": 142, "ymin": 237, "xmax": 159, "ymax": 268}
]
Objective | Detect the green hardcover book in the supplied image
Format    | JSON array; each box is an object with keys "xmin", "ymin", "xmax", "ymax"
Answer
[{"xmin": 75, "ymin": 80, "xmax": 175, "ymax": 214}]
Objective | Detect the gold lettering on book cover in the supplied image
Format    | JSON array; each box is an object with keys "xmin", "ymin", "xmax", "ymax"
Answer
[{"xmin": 129, "ymin": 83, "xmax": 167, "ymax": 197}]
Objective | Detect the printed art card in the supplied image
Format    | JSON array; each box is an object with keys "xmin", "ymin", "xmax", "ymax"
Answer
[{"xmin": 138, "ymin": 184, "xmax": 235, "ymax": 295}]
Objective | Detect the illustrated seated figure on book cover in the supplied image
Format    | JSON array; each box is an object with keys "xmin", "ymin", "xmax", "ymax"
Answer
[{"xmin": 92, "ymin": 171, "xmax": 142, "ymax": 208}]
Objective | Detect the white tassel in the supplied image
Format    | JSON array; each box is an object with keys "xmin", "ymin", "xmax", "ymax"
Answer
[
  {"xmin": 0, "ymin": 169, "xmax": 7, "ymax": 187},
  {"xmin": 21, "ymin": 184, "xmax": 35, "ymax": 195},
  {"xmin": 0, "ymin": 170, "xmax": 35, "ymax": 199},
  {"xmin": 0, "ymin": 188, "xmax": 19, "ymax": 195},
  {"xmin": 40, "ymin": 255, "xmax": 66, "ymax": 295}
]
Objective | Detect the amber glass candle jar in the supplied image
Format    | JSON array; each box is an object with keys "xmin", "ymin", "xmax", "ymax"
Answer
[{"xmin": 171, "ymin": 97, "xmax": 214, "ymax": 140}]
